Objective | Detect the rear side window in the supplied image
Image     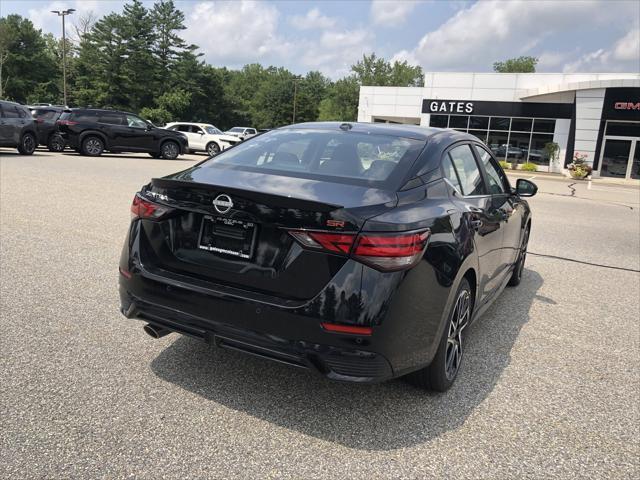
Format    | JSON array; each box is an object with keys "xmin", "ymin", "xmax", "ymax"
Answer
[
  {"xmin": 98, "ymin": 113, "xmax": 124, "ymax": 125},
  {"xmin": 72, "ymin": 111, "xmax": 98, "ymax": 122},
  {"xmin": 448, "ymin": 144, "xmax": 486, "ymax": 196},
  {"xmin": 201, "ymin": 128, "xmax": 426, "ymax": 188},
  {"xmin": 33, "ymin": 109, "xmax": 58, "ymax": 120},
  {"xmin": 474, "ymin": 145, "xmax": 508, "ymax": 194},
  {"xmin": 2, "ymin": 106, "xmax": 20, "ymax": 119},
  {"xmin": 442, "ymin": 157, "xmax": 462, "ymax": 193}
]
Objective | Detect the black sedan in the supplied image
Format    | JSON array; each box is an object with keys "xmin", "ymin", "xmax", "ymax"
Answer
[{"xmin": 118, "ymin": 122, "xmax": 537, "ymax": 391}]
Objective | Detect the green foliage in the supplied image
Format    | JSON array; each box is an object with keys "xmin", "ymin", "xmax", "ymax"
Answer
[
  {"xmin": 498, "ymin": 160, "xmax": 512, "ymax": 170},
  {"xmin": 318, "ymin": 77, "xmax": 360, "ymax": 121},
  {"xmin": 351, "ymin": 53, "xmax": 423, "ymax": 86},
  {"xmin": 3, "ymin": 3, "xmax": 427, "ymax": 128},
  {"xmin": 543, "ymin": 142, "xmax": 560, "ymax": 164},
  {"xmin": 0, "ymin": 15, "xmax": 60, "ymax": 102},
  {"xmin": 521, "ymin": 162, "xmax": 538, "ymax": 172},
  {"xmin": 493, "ymin": 56, "xmax": 538, "ymax": 73}
]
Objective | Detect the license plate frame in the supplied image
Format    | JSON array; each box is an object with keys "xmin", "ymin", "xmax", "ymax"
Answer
[{"xmin": 198, "ymin": 216, "xmax": 257, "ymax": 260}]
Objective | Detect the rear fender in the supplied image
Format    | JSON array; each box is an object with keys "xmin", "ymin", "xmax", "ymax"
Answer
[{"xmin": 79, "ymin": 130, "xmax": 108, "ymax": 148}]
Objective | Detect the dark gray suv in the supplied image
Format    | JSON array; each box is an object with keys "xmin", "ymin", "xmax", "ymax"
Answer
[{"xmin": 0, "ymin": 100, "xmax": 38, "ymax": 155}]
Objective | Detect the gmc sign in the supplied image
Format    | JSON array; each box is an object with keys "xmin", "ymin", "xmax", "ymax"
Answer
[{"xmin": 614, "ymin": 102, "xmax": 640, "ymax": 110}]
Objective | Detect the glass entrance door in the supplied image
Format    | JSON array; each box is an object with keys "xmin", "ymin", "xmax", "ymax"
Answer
[{"xmin": 600, "ymin": 139, "xmax": 638, "ymax": 179}]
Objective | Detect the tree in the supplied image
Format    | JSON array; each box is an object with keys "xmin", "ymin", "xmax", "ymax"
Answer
[
  {"xmin": 351, "ymin": 53, "xmax": 423, "ymax": 87},
  {"xmin": 493, "ymin": 56, "xmax": 538, "ymax": 73},
  {"xmin": 318, "ymin": 77, "xmax": 359, "ymax": 121},
  {"xmin": 151, "ymin": 0, "xmax": 195, "ymax": 80},
  {"xmin": 0, "ymin": 15, "xmax": 59, "ymax": 102}
]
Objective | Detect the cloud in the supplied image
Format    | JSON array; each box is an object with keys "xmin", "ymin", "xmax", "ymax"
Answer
[
  {"xmin": 299, "ymin": 28, "xmax": 374, "ymax": 78},
  {"xmin": 370, "ymin": 0, "xmax": 418, "ymax": 27},
  {"xmin": 395, "ymin": 0, "xmax": 640, "ymax": 71},
  {"xmin": 184, "ymin": 1, "xmax": 293, "ymax": 67},
  {"xmin": 612, "ymin": 27, "xmax": 640, "ymax": 61},
  {"xmin": 289, "ymin": 8, "xmax": 337, "ymax": 30},
  {"xmin": 28, "ymin": 0, "xmax": 114, "ymax": 35},
  {"xmin": 563, "ymin": 27, "xmax": 640, "ymax": 72}
]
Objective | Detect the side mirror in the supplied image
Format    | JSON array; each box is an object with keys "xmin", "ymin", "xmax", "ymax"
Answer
[
  {"xmin": 515, "ymin": 178, "xmax": 538, "ymax": 197},
  {"xmin": 146, "ymin": 124, "xmax": 153, "ymax": 131}
]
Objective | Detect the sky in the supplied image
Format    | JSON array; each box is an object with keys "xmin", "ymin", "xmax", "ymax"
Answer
[{"xmin": 2, "ymin": 0, "xmax": 639, "ymax": 78}]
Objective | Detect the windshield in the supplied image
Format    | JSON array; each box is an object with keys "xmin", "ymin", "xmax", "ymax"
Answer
[
  {"xmin": 228, "ymin": 127, "xmax": 244, "ymax": 132},
  {"xmin": 200, "ymin": 128, "xmax": 426, "ymax": 188},
  {"xmin": 205, "ymin": 126, "xmax": 222, "ymax": 135}
]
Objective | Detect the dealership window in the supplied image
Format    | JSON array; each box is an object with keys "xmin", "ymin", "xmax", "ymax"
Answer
[
  {"xmin": 430, "ymin": 114, "xmax": 557, "ymax": 166},
  {"xmin": 605, "ymin": 121, "xmax": 640, "ymax": 137}
]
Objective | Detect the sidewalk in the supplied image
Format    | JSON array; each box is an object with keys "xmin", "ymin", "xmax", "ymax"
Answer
[{"xmin": 505, "ymin": 170, "xmax": 640, "ymax": 189}]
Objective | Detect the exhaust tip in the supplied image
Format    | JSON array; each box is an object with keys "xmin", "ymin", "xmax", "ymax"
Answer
[{"xmin": 143, "ymin": 323, "xmax": 171, "ymax": 339}]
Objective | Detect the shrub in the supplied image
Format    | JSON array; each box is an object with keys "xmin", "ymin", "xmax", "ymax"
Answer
[
  {"xmin": 498, "ymin": 160, "xmax": 511, "ymax": 170},
  {"xmin": 521, "ymin": 163, "xmax": 537, "ymax": 172}
]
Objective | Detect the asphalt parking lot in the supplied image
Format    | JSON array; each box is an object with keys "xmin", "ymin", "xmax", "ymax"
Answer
[{"xmin": 1, "ymin": 149, "xmax": 639, "ymax": 479}]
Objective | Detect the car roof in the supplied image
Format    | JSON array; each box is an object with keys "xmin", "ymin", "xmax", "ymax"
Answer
[
  {"xmin": 285, "ymin": 121, "xmax": 477, "ymax": 142},
  {"xmin": 167, "ymin": 122, "xmax": 212, "ymax": 127},
  {"xmin": 66, "ymin": 108, "xmax": 138, "ymax": 116}
]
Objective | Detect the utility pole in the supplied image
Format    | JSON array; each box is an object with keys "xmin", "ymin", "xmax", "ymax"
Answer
[
  {"xmin": 51, "ymin": 8, "xmax": 75, "ymax": 106},
  {"xmin": 292, "ymin": 76, "xmax": 301, "ymax": 124}
]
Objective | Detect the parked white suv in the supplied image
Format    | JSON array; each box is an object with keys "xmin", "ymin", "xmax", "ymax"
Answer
[
  {"xmin": 165, "ymin": 122, "xmax": 240, "ymax": 156},
  {"xmin": 224, "ymin": 127, "xmax": 258, "ymax": 141}
]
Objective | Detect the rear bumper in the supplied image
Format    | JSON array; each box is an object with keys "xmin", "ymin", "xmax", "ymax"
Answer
[{"xmin": 120, "ymin": 279, "xmax": 393, "ymax": 382}]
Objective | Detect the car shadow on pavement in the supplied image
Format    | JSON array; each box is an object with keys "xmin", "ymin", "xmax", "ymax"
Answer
[{"xmin": 150, "ymin": 269, "xmax": 545, "ymax": 451}]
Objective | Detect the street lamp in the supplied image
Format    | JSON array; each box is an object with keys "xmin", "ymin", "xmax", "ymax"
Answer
[{"xmin": 51, "ymin": 8, "xmax": 75, "ymax": 106}]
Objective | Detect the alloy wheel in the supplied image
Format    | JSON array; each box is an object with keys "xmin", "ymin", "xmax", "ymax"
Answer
[
  {"xmin": 162, "ymin": 142, "xmax": 178, "ymax": 159},
  {"xmin": 207, "ymin": 143, "xmax": 220, "ymax": 156},
  {"xmin": 85, "ymin": 138, "xmax": 102, "ymax": 155},
  {"xmin": 23, "ymin": 134, "xmax": 36, "ymax": 153},
  {"xmin": 445, "ymin": 288, "xmax": 470, "ymax": 380},
  {"xmin": 516, "ymin": 228, "xmax": 530, "ymax": 280}
]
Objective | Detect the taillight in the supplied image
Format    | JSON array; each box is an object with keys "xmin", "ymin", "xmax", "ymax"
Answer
[
  {"xmin": 353, "ymin": 231, "xmax": 430, "ymax": 271},
  {"xmin": 288, "ymin": 229, "xmax": 430, "ymax": 272},
  {"xmin": 130, "ymin": 194, "xmax": 173, "ymax": 220},
  {"xmin": 288, "ymin": 231, "xmax": 355, "ymax": 254},
  {"xmin": 56, "ymin": 119, "xmax": 78, "ymax": 126}
]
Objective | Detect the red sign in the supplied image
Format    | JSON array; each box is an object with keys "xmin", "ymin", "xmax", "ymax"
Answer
[{"xmin": 614, "ymin": 102, "xmax": 640, "ymax": 110}]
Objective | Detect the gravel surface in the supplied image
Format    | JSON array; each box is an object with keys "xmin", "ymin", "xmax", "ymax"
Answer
[{"xmin": 1, "ymin": 150, "xmax": 639, "ymax": 479}]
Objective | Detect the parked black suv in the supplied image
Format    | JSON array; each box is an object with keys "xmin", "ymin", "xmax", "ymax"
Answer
[
  {"xmin": 57, "ymin": 108, "xmax": 188, "ymax": 159},
  {"xmin": 30, "ymin": 106, "xmax": 65, "ymax": 152},
  {"xmin": 0, "ymin": 100, "xmax": 38, "ymax": 155}
]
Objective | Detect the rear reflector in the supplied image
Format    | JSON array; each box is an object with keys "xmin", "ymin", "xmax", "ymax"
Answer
[
  {"xmin": 353, "ymin": 231, "xmax": 430, "ymax": 272},
  {"xmin": 130, "ymin": 194, "xmax": 173, "ymax": 220},
  {"xmin": 288, "ymin": 231, "xmax": 355, "ymax": 254},
  {"xmin": 321, "ymin": 323, "xmax": 373, "ymax": 335},
  {"xmin": 118, "ymin": 267, "xmax": 132, "ymax": 279}
]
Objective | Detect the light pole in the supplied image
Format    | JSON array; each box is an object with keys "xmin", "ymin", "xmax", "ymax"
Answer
[{"xmin": 51, "ymin": 8, "xmax": 75, "ymax": 106}]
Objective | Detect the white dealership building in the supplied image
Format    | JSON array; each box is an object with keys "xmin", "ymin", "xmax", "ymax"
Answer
[{"xmin": 358, "ymin": 72, "xmax": 640, "ymax": 179}]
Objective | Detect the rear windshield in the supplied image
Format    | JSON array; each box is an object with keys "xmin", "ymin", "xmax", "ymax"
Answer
[
  {"xmin": 31, "ymin": 109, "xmax": 59, "ymax": 120},
  {"xmin": 201, "ymin": 128, "xmax": 426, "ymax": 188},
  {"xmin": 228, "ymin": 127, "xmax": 245, "ymax": 132}
]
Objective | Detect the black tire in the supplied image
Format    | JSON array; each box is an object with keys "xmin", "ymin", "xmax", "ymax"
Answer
[
  {"xmin": 47, "ymin": 134, "xmax": 65, "ymax": 152},
  {"xmin": 17, "ymin": 132, "xmax": 37, "ymax": 155},
  {"xmin": 148, "ymin": 152, "xmax": 161, "ymax": 158},
  {"xmin": 407, "ymin": 278, "xmax": 472, "ymax": 391},
  {"xmin": 206, "ymin": 142, "xmax": 220, "ymax": 156},
  {"xmin": 160, "ymin": 141, "xmax": 179, "ymax": 160},
  {"xmin": 507, "ymin": 226, "xmax": 530, "ymax": 287},
  {"xmin": 81, "ymin": 136, "xmax": 104, "ymax": 156}
]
